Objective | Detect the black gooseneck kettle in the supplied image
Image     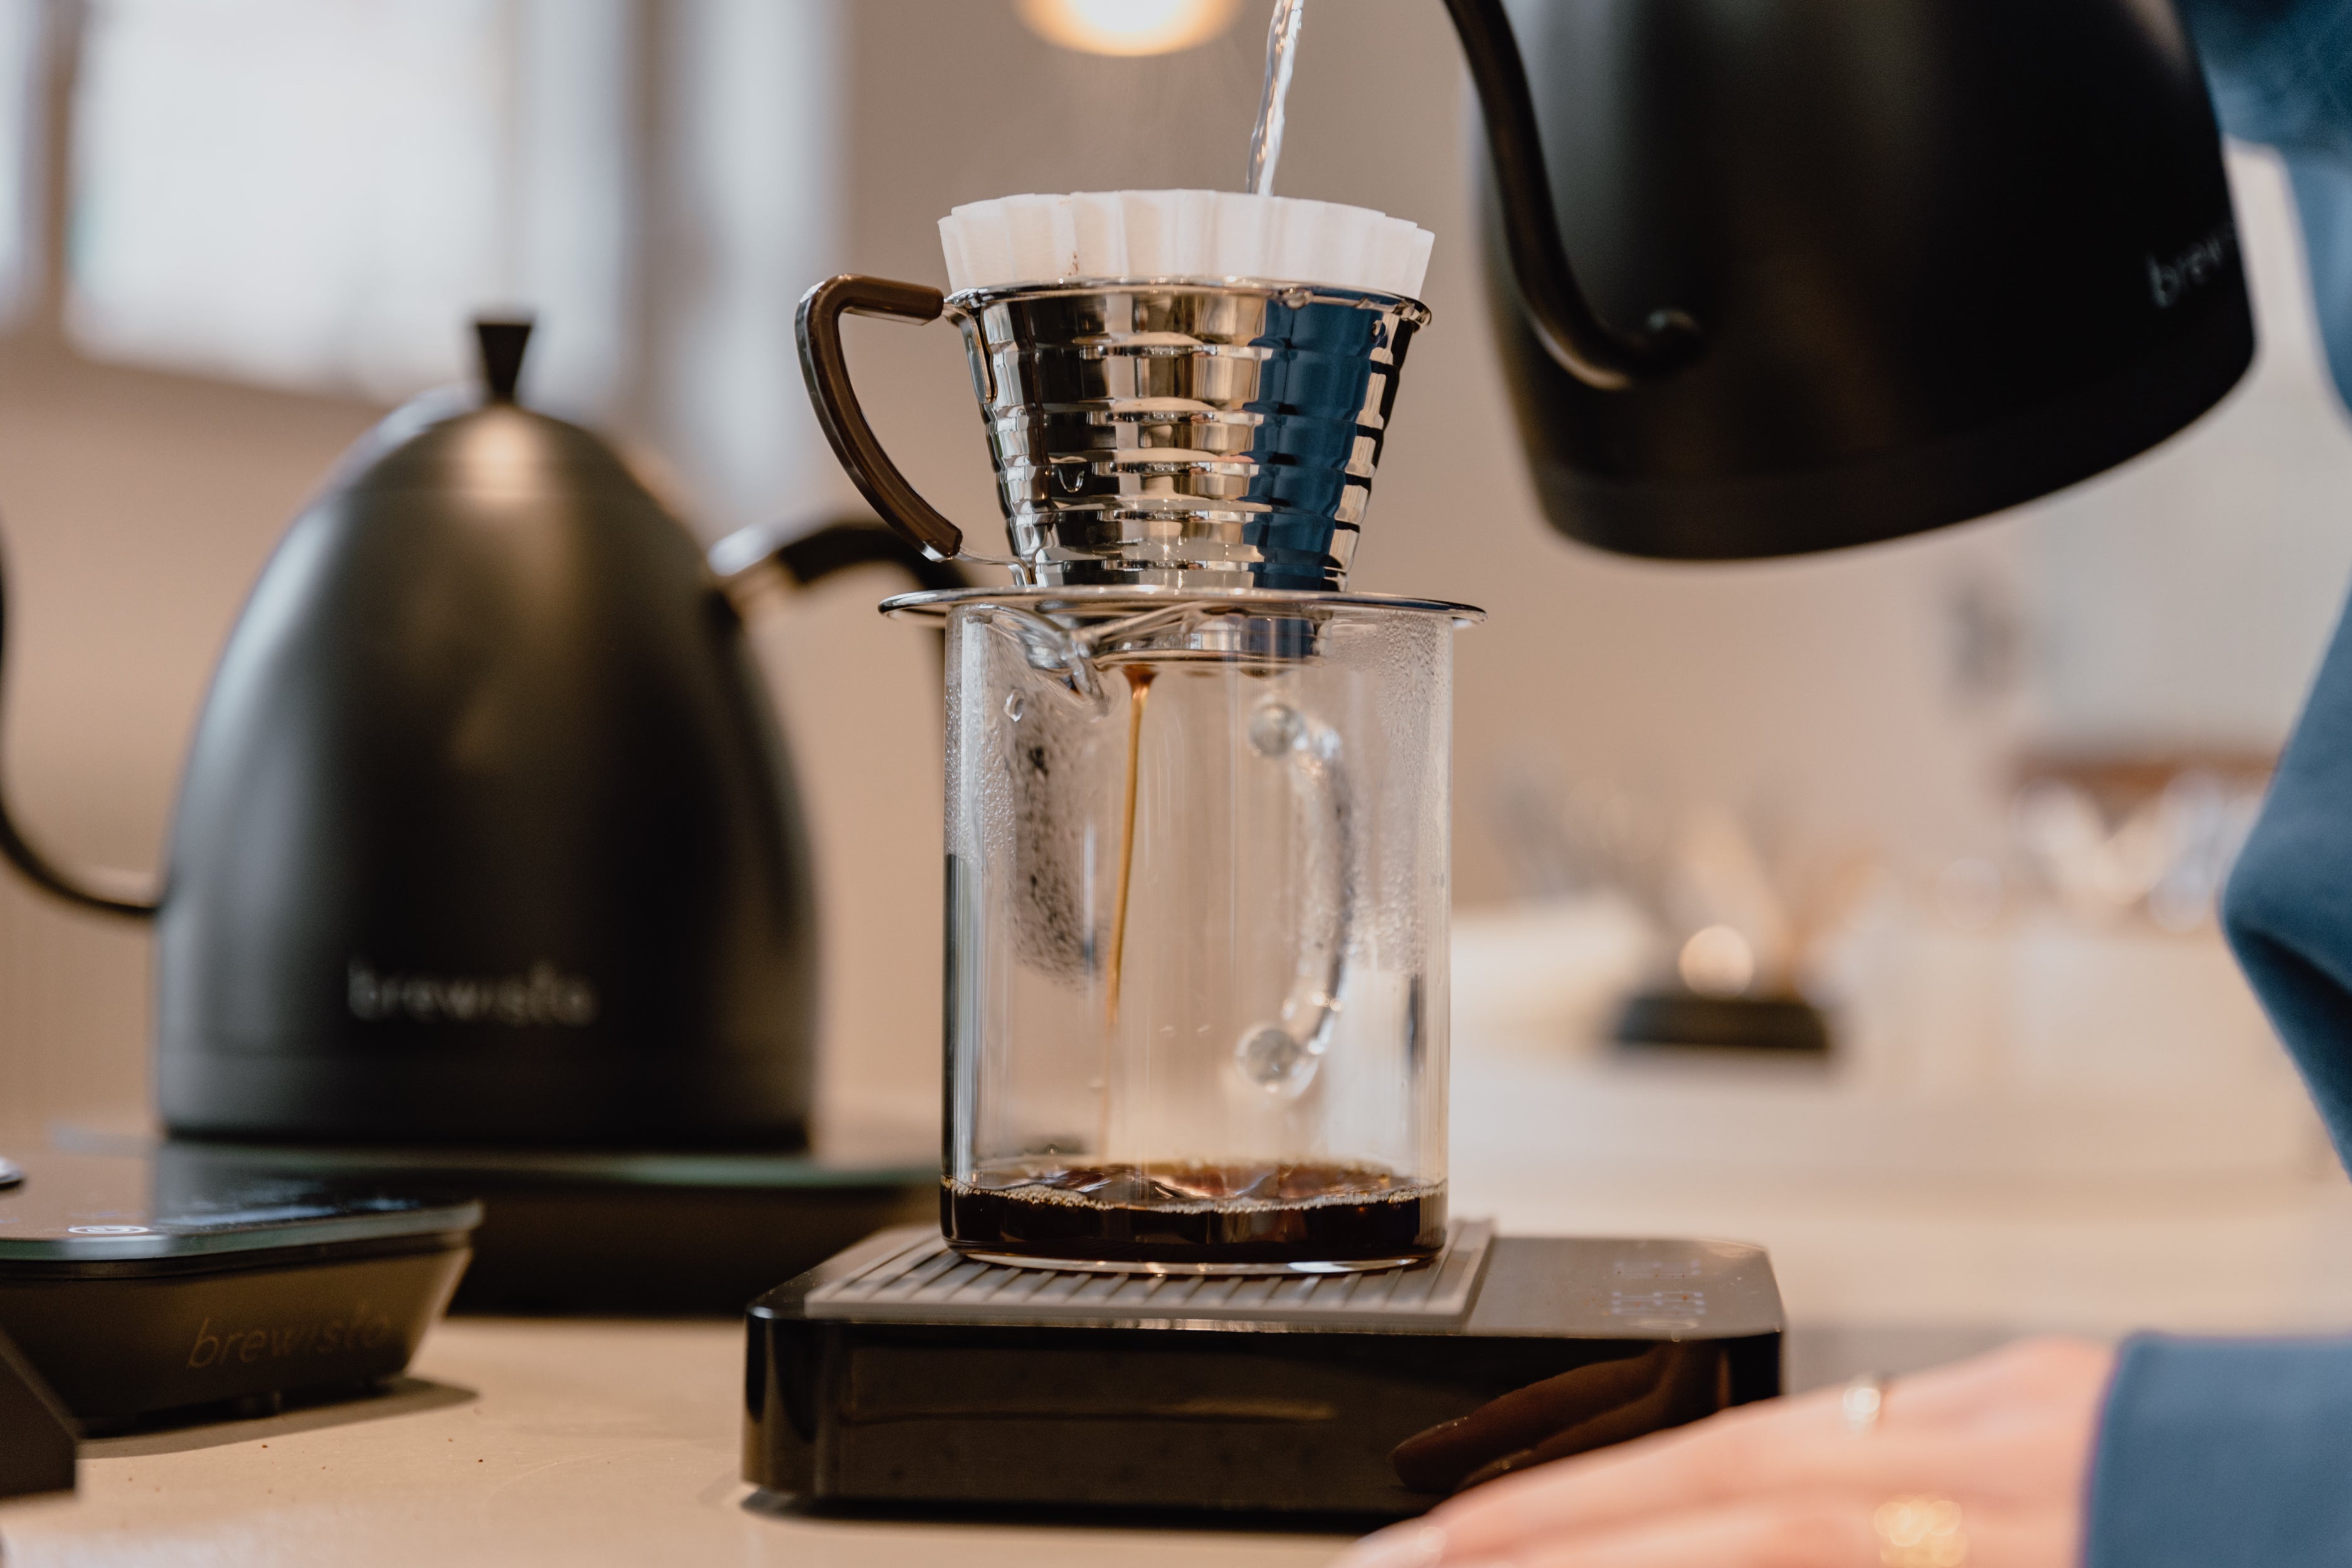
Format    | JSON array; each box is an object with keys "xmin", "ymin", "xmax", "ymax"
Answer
[
  {"xmin": 0, "ymin": 321, "xmax": 954, "ymax": 1148},
  {"xmin": 1441, "ymin": 0, "xmax": 2250, "ymax": 559},
  {"xmin": 806, "ymin": 0, "xmax": 2249, "ymax": 573}
]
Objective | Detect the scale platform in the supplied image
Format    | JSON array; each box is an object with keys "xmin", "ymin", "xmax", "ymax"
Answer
[{"xmin": 744, "ymin": 1223, "xmax": 1784, "ymax": 1521}]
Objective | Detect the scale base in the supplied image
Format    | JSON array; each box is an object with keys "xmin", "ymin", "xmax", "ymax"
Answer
[{"xmin": 744, "ymin": 1226, "xmax": 1784, "ymax": 1519}]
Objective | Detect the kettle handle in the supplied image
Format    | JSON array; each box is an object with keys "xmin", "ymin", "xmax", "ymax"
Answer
[
  {"xmin": 795, "ymin": 275, "xmax": 967, "ymax": 563},
  {"xmin": 1441, "ymin": 0, "xmax": 1704, "ymax": 389},
  {"xmin": 0, "ymin": 522, "xmax": 160, "ymax": 918}
]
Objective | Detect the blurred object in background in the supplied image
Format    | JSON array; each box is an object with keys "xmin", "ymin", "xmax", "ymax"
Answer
[
  {"xmin": 1015, "ymin": 0, "xmax": 1242, "ymax": 56},
  {"xmin": 1458, "ymin": 750, "xmax": 2318, "ymax": 1184},
  {"xmin": 1616, "ymin": 805, "xmax": 1883, "ymax": 1056},
  {"xmin": 2010, "ymin": 753, "xmax": 2268, "ymax": 932},
  {"xmin": 1853, "ymin": 902, "xmax": 2285, "ymax": 1101},
  {"xmin": 1479, "ymin": 765, "xmax": 1881, "ymax": 1055},
  {"xmin": 1454, "ymin": 874, "xmax": 2320, "ymax": 1185},
  {"xmin": 1659, "ymin": 807, "xmax": 1881, "ymax": 1000},
  {"xmin": 1483, "ymin": 763, "xmax": 1670, "ymax": 909},
  {"xmin": 1833, "ymin": 752, "xmax": 2279, "ymax": 1108},
  {"xmin": 1450, "ymin": 894, "xmax": 1653, "ymax": 1054}
]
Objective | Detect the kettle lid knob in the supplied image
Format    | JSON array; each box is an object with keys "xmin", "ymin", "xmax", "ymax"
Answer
[{"xmin": 474, "ymin": 316, "xmax": 534, "ymax": 404}]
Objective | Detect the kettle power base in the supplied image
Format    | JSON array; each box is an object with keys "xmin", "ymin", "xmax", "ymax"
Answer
[
  {"xmin": 744, "ymin": 1226, "xmax": 1783, "ymax": 1520},
  {"xmin": 147, "ymin": 1138, "xmax": 934, "ymax": 1316}
]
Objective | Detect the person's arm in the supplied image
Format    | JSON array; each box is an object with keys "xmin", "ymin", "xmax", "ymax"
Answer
[
  {"xmin": 2174, "ymin": 0, "xmax": 2352, "ymax": 412},
  {"xmin": 2088, "ymin": 1335, "xmax": 2352, "ymax": 1567},
  {"xmin": 2099, "ymin": 9, "xmax": 2352, "ymax": 1567}
]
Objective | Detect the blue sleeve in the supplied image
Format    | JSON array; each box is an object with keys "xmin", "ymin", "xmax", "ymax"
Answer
[
  {"xmin": 2089, "ymin": 1335, "xmax": 2352, "ymax": 1568},
  {"xmin": 2173, "ymin": 0, "xmax": 2352, "ymax": 411},
  {"xmin": 2222, "ymin": 595, "xmax": 2352, "ymax": 1167},
  {"xmin": 2087, "ymin": 11, "xmax": 2352, "ymax": 1567},
  {"xmin": 2195, "ymin": 0, "xmax": 2352, "ymax": 1189}
]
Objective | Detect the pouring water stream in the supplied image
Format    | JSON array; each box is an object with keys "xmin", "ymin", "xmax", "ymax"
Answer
[{"xmin": 1246, "ymin": 0, "xmax": 1307, "ymax": 195}]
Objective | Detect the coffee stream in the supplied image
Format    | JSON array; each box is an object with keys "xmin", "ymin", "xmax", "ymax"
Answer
[
  {"xmin": 1099, "ymin": 664, "xmax": 1155, "ymax": 1157},
  {"xmin": 1103, "ymin": 665, "xmax": 1156, "ymax": 1034},
  {"xmin": 1246, "ymin": 0, "xmax": 1307, "ymax": 196}
]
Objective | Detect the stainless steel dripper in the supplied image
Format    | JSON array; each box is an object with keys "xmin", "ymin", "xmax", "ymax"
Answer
[{"xmin": 798, "ymin": 277, "xmax": 1429, "ymax": 591}]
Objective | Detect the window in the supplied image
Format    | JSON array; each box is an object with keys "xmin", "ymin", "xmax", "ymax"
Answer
[
  {"xmin": 0, "ymin": 0, "xmax": 43, "ymax": 324},
  {"xmin": 65, "ymin": 0, "xmax": 632, "ymax": 411}
]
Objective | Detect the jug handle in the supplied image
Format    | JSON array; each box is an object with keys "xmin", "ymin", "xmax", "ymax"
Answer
[
  {"xmin": 1441, "ymin": 0, "xmax": 1703, "ymax": 390},
  {"xmin": 796, "ymin": 275, "xmax": 968, "ymax": 563}
]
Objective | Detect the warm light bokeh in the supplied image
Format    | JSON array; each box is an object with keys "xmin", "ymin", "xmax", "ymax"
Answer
[{"xmin": 1015, "ymin": 0, "xmax": 1244, "ymax": 57}]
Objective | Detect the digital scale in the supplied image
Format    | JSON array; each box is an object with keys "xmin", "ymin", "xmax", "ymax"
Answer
[
  {"xmin": 745, "ymin": 1223, "xmax": 1784, "ymax": 1520},
  {"xmin": 0, "ymin": 1146, "xmax": 477, "ymax": 1438}
]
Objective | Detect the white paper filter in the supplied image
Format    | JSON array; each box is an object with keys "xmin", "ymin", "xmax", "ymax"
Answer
[{"xmin": 939, "ymin": 191, "xmax": 1435, "ymax": 299}]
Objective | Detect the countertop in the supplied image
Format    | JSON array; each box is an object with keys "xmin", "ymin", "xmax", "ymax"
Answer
[
  {"xmin": 11, "ymin": 1161, "xmax": 2352, "ymax": 1566},
  {"xmin": 9, "ymin": 1073, "xmax": 2352, "ymax": 1563},
  {"xmin": 1, "ymin": 1317, "xmax": 1355, "ymax": 1568},
  {"xmin": 0, "ymin": 1313, "xmax": 2053, "ymax": 1567}
]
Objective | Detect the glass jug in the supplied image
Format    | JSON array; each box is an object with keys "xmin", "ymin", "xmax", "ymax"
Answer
[{"xmin": 887, "ymin": 586, "xmax": 1478, "ymax": 1269}]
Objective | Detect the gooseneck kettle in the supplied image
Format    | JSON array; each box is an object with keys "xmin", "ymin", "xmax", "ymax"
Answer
[
  {"xmin": 1443, "ymin": 0, "xmax": 2250, "ymax": 559},
  {"xmin": 807, "ymin": 0, "xmax": 2249, "ymax": 575},
  {"xmin": 0, "ymin": 320, "xmax": 953, "ymax": 1148}
]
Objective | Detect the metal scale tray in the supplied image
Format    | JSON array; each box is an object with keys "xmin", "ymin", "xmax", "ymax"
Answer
[{"xmin": 802, "ymin": 1221, "xmax": 1496, "ymax": 1328}]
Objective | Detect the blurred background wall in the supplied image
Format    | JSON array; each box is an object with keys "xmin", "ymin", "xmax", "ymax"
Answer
[{"xmin": 1, "ymin": 0, "xmax": 2348, "ymax": 1143}]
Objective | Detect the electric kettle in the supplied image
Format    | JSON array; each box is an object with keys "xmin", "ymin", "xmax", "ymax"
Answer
[
  {"xmin": 1445, "ymin": 0, "xmax": 2252, "ymax": 558},
  {"xmin": 0, "ymin": 320, "xmax": 956, "ymax": 1148}
]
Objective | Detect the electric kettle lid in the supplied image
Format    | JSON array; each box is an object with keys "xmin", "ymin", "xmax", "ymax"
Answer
[{"xmin": 323, "ymin": 318, "xmax": 660, "ymax": 507}]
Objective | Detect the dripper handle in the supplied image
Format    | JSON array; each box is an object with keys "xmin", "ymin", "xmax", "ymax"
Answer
[{"xmin": 795, "ymin": 275, "xmax": 967, "ymax": 562}]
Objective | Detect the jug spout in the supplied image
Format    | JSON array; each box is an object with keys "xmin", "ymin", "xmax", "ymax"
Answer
[
  {"xmin": 963, "ymin": 601, "xmax": 1111, "ymax": 704},
  {"xmin": 961, "ymin": 593, "xmax": 1379, "ymax": 703}
]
